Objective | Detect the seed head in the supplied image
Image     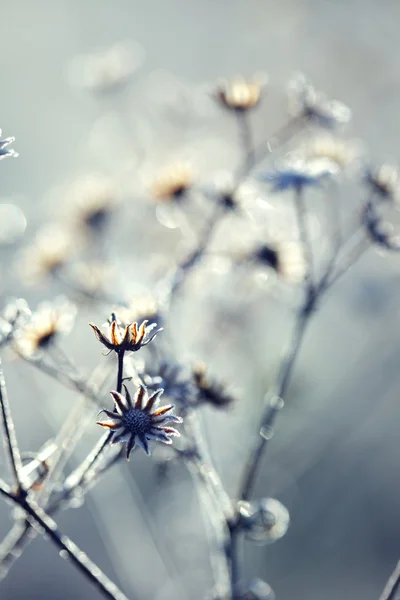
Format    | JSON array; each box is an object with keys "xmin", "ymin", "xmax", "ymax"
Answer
[
  {"xmin": 151, "ymin": 162, "xmax": 195, "ymax": 202},
  {"xmin": 215, "ymin": 76, "xmax": 264, "ymax": 111},
  {"xmin": 89, "ymin": 313, "xmax": 162, "ymax": 353}
]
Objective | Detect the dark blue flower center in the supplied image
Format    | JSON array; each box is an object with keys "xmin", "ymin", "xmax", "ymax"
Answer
[{"xmin": 122, "ymin": 408, "xmax": 153, "ymax": 435}]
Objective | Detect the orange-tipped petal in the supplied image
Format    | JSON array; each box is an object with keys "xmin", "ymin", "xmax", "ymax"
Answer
[
  {"xmin": 152, "ymin": 404, "xmax": 173, "ymax": 417},
  {"xmin": 122, "ymin": 325, "xmax": 131, "ymax": 346},
  {"xmin": 110, "ymin": 390, "xmax": 127, "ymax": 413},
  {"xmin": 144, "ymin": 389, "xmax": 162, "ymax": 413},
  {"xmin": 89, "ymin": 323, "xmax": 113, "ymax": 349},
  {"xmin": 96, "ymin": 420, "xmax": 120, "ymax": 429},
  {"xmin": 136, "ymin": 320, "xmax": 148, "ymax": 344},
  {"xmin": 125, "ymin": 435, "xmax": 136, "ymax": 460},
  {"xmin": 123, "ymin": 384, "xmax": 133, "ymax": 408},
  {"xmin": 110, "ymin": 320, "xmax": 121, "ymax": 346},
  {"xmin": 134, "ymin": 385, "xmax": 146, "ymax": 409},
  {"xmin": 160, "ymin": 426, "xmax": 180, "ymax": 436},
  {"xmin": 130, "ymin": 322, "xmax": 138, "ymax": 342}
]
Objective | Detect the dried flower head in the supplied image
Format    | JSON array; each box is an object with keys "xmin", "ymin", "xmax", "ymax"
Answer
[
  {"xmin": 18, "ymin": 225, "xmax": 73, "ymax": 283},
  {"xmin": 362, "ymin": 201, "xmax": 400, "ymax": 250},
  {"xmin": 215, "ymin": 76, "xmax": 264, "ymax": 111},
  {"xmin": 238, "ymin": 498, "xmax": 290, "ymax": 545},
  {"xmin": 365, "ymin": 164, "xmax": 400, "ymax": 202},
  {"xmin": 0, "ymin": 130, "xmax": 18, "ymax": 159},
  {"xmin": 15, "ymin": 298, "xmax": 76, "ymax": 357},
  {"xmin": 67, "ymin": 175, "xmax": 117, "ymax": 233},
  {"xmin": 89, "ymin": 313, "xmax": 162, "ymax": 353},
  {"xmin": 69, "ymin": 261, "xmax": 113, "ymax": 299},
  {"xmin": 258, "ymin": 158, "xmax": 331, "ymax": 192},
  {"xmin": 204, "ymin": 172, "xmax": 256, "ymax": 212},
  {"xmin": 251, "ymin": 242, "xmax": 306, "ymax": 284},
  {"xmin": 71, "ymin": 41, "xmax": 144, "ymax": 94},
  {"xmin": 151, "ymin": 162, "xmax": 195, "ymax": 202},
  {"xmin": 192, "ymin": 361, "xmax": 235, "ymax": 409},
  {"xmin": 298, "ymin": 135, "xmax": 362, "ymax": 174},
  {"xmin": 288, "ymin": 74, "xmax": 351, "ymax": 127},
  {"xmin": 97, "ymin": 385, "xmax": 183, "ymax": 459}
]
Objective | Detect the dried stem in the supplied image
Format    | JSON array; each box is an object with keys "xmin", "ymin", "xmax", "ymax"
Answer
[
  {"xmin": 379, "ymin": 561, "xmax": 400, "ymax": 600},
  {"xmin": 0, "ymin": 479, "xmax": 129, "ymax": 600},
  {"xmin": 0, "ymin": 360, "xmax": 25, "ymax": 490}
]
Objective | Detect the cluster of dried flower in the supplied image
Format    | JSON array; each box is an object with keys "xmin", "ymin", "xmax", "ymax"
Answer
[{"xmin": 1, "ymin": 50, "xmax": 400, "ymax": 600}]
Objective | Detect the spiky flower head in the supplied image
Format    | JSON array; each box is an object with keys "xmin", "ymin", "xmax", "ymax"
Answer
[
  {"xmin": 89, "ymin": 313, "xmax": 162, "ymax": 353},
  {"xmin": 97, "ymin": 385, "xmax": 183, "ymax": 459},
  {"xmin": 215, "ymin": 76, "xmax": 265, "ymax": 111}
]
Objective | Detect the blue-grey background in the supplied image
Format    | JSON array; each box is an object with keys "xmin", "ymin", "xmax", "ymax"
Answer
[{"xmin": 1, "ymin": 1, "xmax": 400, "ymax": 599}]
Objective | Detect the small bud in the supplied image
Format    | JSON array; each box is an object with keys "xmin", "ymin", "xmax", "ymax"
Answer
[
  {"xmin": 235, "ymin": 578, "xmax": 275, "ymax": 600},
  {"xmin": 237, "ymin": 498, "xmax": 290, "ymax": 545}
]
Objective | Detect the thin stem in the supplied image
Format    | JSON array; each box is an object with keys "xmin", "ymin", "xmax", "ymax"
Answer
[
  {"xmin": 0, "ymin": 479, "xmax": 129, "ymax": 600},
  {"xmin": 0, "ymin": 360, "xmax": 25, "ymax": 490},
  {"xmin": 63, "ymin": 431, "xmax": 113, "ymax": 493},
  {"xmin": 322, "ymin": 234, "xmax": 370, "ymax": 292},
  {"xmin": 379, "ymin": 561, "xmax": 400, "ymax": 600},
  {"xmin": 236, "ymin": 111, "xmax": 254, "ymax": 169},
  {"xmin": 116, "ymin": 350, "xmax": 125, "ymax": 394},
  {"xmin": 164, "ymin": 203, "xmax": 225, "ymax": 308},
  {"xmin": 20, "ymin": 353, "xmax": 103, "ymax": 407},
  {"xmin": 294, "ymin": 187, "xmax": 315, "ymax": 287},
  {"xmin": 239, "ymin": 304, "xmax": 311, "ymax": 502}
]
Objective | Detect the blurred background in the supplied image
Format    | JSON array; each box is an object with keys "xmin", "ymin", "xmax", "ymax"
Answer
[{"xmin": 1, "ymin": 1, "xmax": 400, "ymax": 599}]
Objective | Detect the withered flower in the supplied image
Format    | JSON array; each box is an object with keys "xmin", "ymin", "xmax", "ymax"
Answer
[
  {"xmin": 258, "ymin": 158, "xmax": 331, "ymax": 192},
  {"xmin": 15, "ymin": 299, "xmax": 76, "ymax": 357},
  {"xmin": 298, "ymin": 135, "xmax": 363, "ymax": 174},
  {"xmin": 251, "ymin": 242, "xmax": 306, "ymax": 284},
  {"xmin": 215, "ymin": 76, "xmax": 264, "ymax": 111},
  {"xmin": 70, "ymin": 41, "xmax": 144, "ymax": 94},
  {"xmin": 192, "ymin": 361, "xmax": 235, "ymax": 409},
  {"xmin": 288, "ymin": 74, "xmax": 351, "ymax": 127},
  {"xmin": 97, "ymin": 385, "xmax": 182, "ymax": 459},
  {"xmin": 365, "ymin": 164, "xmax": 400, "ymax": 202},
  {"xmin": 18, "ymin": 225, "xmax": 73, "ymax": 284},
  {"xmin": 67, "ymin": 175, "xmax": 117, "ymax": 233},
  {"xmin": 362, "ymin": 201, "xmax": 400, "ymax": 250},
  {"xmin": 151, "ymin": 162, "xmax": 195, "ymax": 202},
  {"xmin": 89, "ymin": 313, "xmax": 162, "ymax": 353}
]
